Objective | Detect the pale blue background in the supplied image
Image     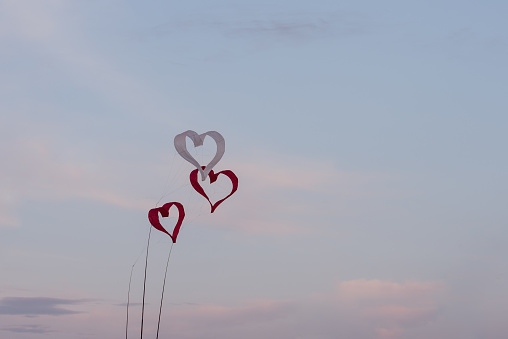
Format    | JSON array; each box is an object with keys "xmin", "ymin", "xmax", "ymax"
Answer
[{"xmin": 1, "ymin": 1, "xmax": 507, "ymax": 338}]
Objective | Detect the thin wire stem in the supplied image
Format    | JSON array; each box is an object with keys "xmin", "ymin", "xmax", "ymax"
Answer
[
  {"xmin": 140, "ymin": 227, "xmax": 152, "ymax": 339},
  {"xmin": 125, "ymin": 263, "xmax": 136, "ymax": 339},
  {"xmin": 156, "ymin": 243, "xmax": 174, "ymax": 339}
]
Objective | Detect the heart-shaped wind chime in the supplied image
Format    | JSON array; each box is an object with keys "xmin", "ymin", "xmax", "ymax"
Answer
[
  {"xmin": 148, "ymin": 130, "xmax": 238, "ymax": 241},
  {"xmin": 134, "ymin": 130, "xmax": 239, "ymax": 339}
]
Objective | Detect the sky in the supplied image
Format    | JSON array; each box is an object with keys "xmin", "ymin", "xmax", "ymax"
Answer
[{"xmin": 1, "ymin": 0, "xmax": 508, "ymax": 338}]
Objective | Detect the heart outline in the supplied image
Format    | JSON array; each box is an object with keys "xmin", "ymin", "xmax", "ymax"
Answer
[
  {"xmin": 190, "ymin": 166, "xmax": 238, "ymax": 213},
  {"xmin": 148, "ymin": 202, "xmax": 185, "ymax": 243},
  {"xmin": 174, "ymin": 130, "xmax": 225, "ymax": 181}
]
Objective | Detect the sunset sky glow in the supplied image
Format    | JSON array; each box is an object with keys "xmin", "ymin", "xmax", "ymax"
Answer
[{"xmin": 1, "ymin": 1, "xmax": 508, "ymax": 338}]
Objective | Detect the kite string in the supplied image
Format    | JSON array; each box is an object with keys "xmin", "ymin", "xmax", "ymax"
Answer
[
  {"xmin": 125, "ymin": 226, "xmax": 153, "ymax": 339},
  {"xmin": 155, "ymin": 152, "xmax": 192, "ymax": 208},
  {"xmin": 140, "ymin": 226, "xmax": 152, "ymax": 339},
  {"xmin": 156, "ymin": 242, "xmax": 174, "ymax": 339},
  {"xmin": 125, "ymin": 263, "xmax": 135, "ymax": 339}
]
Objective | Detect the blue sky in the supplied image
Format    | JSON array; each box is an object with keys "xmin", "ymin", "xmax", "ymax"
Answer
[{"xmin": 1, "ymin": 0, "xmax": 508, "ymax": 338}]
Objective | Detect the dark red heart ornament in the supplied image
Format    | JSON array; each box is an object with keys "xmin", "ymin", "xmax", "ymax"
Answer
[
  {"xmin": 190, "ymin": 167, "xmax": 238, "ymax": 213},
  {"xmin": 148, "ymin": 202, "xmax": 185, "ymax": 243}
]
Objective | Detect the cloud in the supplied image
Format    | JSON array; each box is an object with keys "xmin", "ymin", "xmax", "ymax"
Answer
[
  {"xmin": 0, "ymin": 280, "xmax": 443, "ymax": 338},
  {"xmin": 0, "ymin": 125, "xmax": 390, "ymax": 235},
  {"xmin": 168, "ymin": 299, "xmax": 294, "ymax": 329},
  {"xmin": 234, "ymin": 156, "xmax": 378, "ymax": 194},
  {"xmin": 0, "ymin": 2, "xmax": 176, "ymax": 228},
  {"xmin": 188, "ymin": 155, "xmax": 386, "ymax": 234},
  {"xmin": 0, "ymin": 324, "xmax": 53, "ymax": 334},
  {"xmin": 0, "ymin": 200, "xmax": 19, "ymax": 228},
  {"xmin": 134, "ymin": 9, "xmax": 374, "ymax": 52},
  {"xmin": 337, "ymin": 279, "xmax": 441, "ymax": 302},
  {"xmin": 376, "ymin": 327, "xmax": 403, "ymax": 339},
  {"xmin": 0, "ymin": 0, "xmax": 60, "ymax": 42},
  {"xmin": 0, "ymin": 125, "xmax": 381, "ymax": 232},
  {"xmin": 333, "ymin": 279, "xmax": 443, "ymax": 337},
  {"xmin": 215, "ymin": 17, "xmax": 334, "ymax": 43},
  {"xmin": 0, "ymin": 129, "xmax": 395, "ymax": 240},
  {"xmin": 0, "ymin": 297, "xmax": 85, "ymax": 316},
  {"xmin": 364, "ymin": 305, "xmax": 438, "ymax": 326},
  {"xmin": 441, "ymin": 26, "xmax": 508, "ymax": 60},
  {"xmin": 0, "ymin": 0, "xmax": 173, "ymax": 123},
  {"xmin": 143, "ymin": 279, "xmax": 443, "ymax": 339},
  {"xmin": 219, "ymin": 11, "xmax": 373, "ymax": 42},
  {"xmin": 0, "ymin": 135, "xmax": 158, "ymax": 227}
]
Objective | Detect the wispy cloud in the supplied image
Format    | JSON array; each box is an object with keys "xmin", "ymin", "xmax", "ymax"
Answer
[
  {"xmin": 188, "ymin": 155, "xmax": 390, "ymax": 234},
  {"xmin": 134, "ymin": 9, "xmax": 374, "ymax": 53},
  {"xmin": 168, "ymin": 299, "xmax": 294, "ymax": 328},
  {"xmin": 439, "ymin": 26, "xmax": 508, "ymax": 60},
  {"xmin": 142, "ymin": 279, "xmax": 444, "ymax": 339},
  {"xmin": 228, "ymin": 20, "xmax": 327, "ymax": 39},
  {"xmin": 376, "ymin": 327, "xmax": 403, "ymax": 339},
  {"xmin": 337, "ymin": 279, "xmax": 441, "ymax": 301},
  {"xmin": 333, "ymin": 279, "xmax": 444, "ymax": 337},
  {"xmin": 0, "ymin": 132, "xmax": 391, "ymax": 235},
  {"xmin": 0, "ymin": 279, "xmax": 444, "ymax": 338},
  {"xmin": 220, "ymin": 11, "xmax": 372, "ymax": 41},
  {"xmin": 0, "ymin": 297, "xmax": 86, "ymax": 316},
  {"xmin": 1, "ymin": 324, "xmax": 53, "ymax": 334},
  {"xmin": 0, "ymin": 0, "xmax": 175, "ymax": 122},
  {"xmin": 364, "ymin": 304, "xmax": 438, "ymax": 326},
  {"xmin": 0, "ymin": 136, "xmax": 154, "ymax": 227}
]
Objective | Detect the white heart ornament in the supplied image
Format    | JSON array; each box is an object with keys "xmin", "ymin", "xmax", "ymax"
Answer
[{"xmin": 174, "ymin": 130, "xmax": 225, "ymax": 181}]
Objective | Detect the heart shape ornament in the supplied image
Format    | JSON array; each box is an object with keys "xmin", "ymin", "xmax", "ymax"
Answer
[
  {"xmin": 148, "ymin": 202, "xmax": 185, "ymax": 243},
  {"xmin": 174, "ymin": 130, "xmax": 225, "ymax": 181},
  {"xmin": 190, "ymin": 167, "xmax": 238, "ymax": 213}
]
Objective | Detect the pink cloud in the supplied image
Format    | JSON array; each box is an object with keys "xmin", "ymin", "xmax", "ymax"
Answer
[
  {"xmin": 234, "ymin": 156, "xmax": 378, "ymax": 194},
  {"xmin": 157, "ymin": 279, "xmax": 443, "ymax": 338},
  {"xmin": 181, "ymin": 155, "xmax": 389, "ymax": 235},
  {"xmin": 376, "ymin": 327, "xmax": 403, "ymax": 339},
  {"xmin": 365, "ymin": 305, "xmax": 438, "ymax": 326},
  {"xmin": 0, "ymin": 203, "xmax": 19, "ymax": 228},
  {"xmin": 0, "ymin": 0, "xmax": 60, "ymax": 42},
  {"xmin": 333, "ymin": 279, "xmax": 443, "ymax": 337},
  {"xmin": 3, "ymin": 279, "xmax": 445, "ymax": 339},
  {"xmin": 0, "ymin": 137, "xmax": 157, "ymax": 227},
  {"xmin": 1, "ymin": 0, "xmax": 171, "ymax": 120},
  {"xmin": 337, "ymin": 279, "xmax": 442, "ymax": 301},
  {"xmin": 167, "ymin": 300, "xmax": 293, "ymax": 327},
  {"xmin": 0, "ymin": 135, "xmax": 394, "ymax": 236}
]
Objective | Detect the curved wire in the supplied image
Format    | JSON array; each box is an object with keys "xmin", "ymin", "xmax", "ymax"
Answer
[
  {"xmin": 125, "ymin": 263, "xmax": 135, "ymax": 339},
  {"xmin": 140, "ymin": 226, "xmax": 152, "ymax": 339},
  {"xmin": 156, "ymin": 242, "xmax": 174, "ymax": 339}
]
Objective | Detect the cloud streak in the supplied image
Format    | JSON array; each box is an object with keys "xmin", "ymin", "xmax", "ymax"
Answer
[
  {"xmin": 0, "ymin": 136, "xmax": 154, "ymax": 227},
  {"xmin": 0, "ymin": 131, "xmax": 390, "ymax": 236},
  {"xmin": 0, "ymin": 280, "xmax": 444, "ymax": 338},
  {"xmin": 337, "ymin": 279, "xmax": 442, "ymax": 301},
  {"xmin": 0, "ymin": 297, "xmax": 86, "ymax": 316},
  {"xmin": 189, "ymin": 154, "xmax": 389, "ymax": 234},
  {"xmin": 0, "ymin": 324, "xmax": 53, "ymax": 334},
  {"xmin": 0, "ymin": 0, "xmax": 176, "ymax": 124},
  {"xmin": 135, "ymin": 9, "xmax": 374, "ymax": 49},
  {"xmin": 147, "ymin": 279, "xmax": 443, "ymax": 339}
]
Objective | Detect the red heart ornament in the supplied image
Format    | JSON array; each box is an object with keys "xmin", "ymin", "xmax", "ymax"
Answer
[
  {"xmin": 148, "ymin": 202, "xmax": 185, "ymax": 243},
  {"xmin": 190, "ymin": 167, "xmax": 238, "ymax": 213}
]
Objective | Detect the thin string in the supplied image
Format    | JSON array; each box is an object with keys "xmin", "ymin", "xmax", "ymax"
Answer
[
  {"xmin": 156, "ymin": 242, "xmax": 175, "ymax": 339},
  {"xmin": 140, "ymin": 226, "xmax": 152, "ymax": 339},
  {"xmin": 125, "ymin": 263, "xmax": 135, "ymax": 339},
  {"xmin": 155, "ymin": 152, "xmax": 191, "ymax": 208},
  {"xmin": 125, "ymin": 234, "xmax": 149, "ymax": 339}
]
